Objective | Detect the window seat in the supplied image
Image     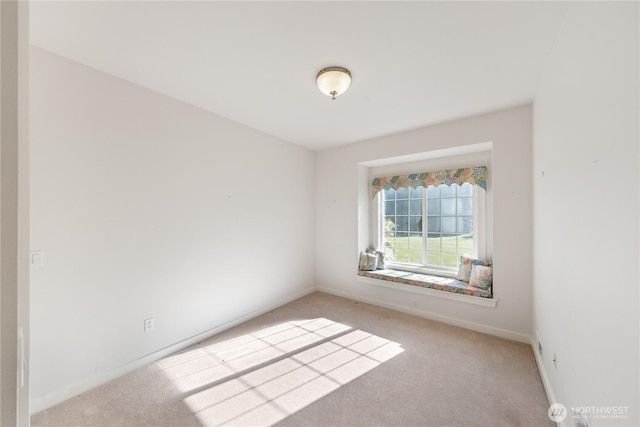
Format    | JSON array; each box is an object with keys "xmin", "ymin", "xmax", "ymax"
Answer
[{"xmin": 357, "ymin": 269, "xmax": 492, "ymax": 299}]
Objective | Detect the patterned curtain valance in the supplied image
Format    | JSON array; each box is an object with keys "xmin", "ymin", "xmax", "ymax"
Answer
[{"xmin": 371, "ymin": 166, "xmax": 487, "ymax": 198}]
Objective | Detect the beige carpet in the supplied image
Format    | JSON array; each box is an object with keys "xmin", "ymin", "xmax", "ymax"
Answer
[{"xmin": 32, "ymin": 292, "xmax": 553, "ymax": 427}]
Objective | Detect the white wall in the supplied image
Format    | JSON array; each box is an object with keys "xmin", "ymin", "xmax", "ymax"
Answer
[
  {"xmin": 29, "ymin": 47, "xmax": 316, "ymax": 412},
  {"xmin": 533, "ymin": 3, "xmax": 639, "ymax": 426},
  {"xmin": 316, "ymin": 105, "xmax": 533, "ymax": 341}
]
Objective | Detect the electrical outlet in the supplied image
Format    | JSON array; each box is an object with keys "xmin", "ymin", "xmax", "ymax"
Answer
[
  {"xmin": 553, "ymin": 353, "xmax": 558, "ymax": 370},
  {"xmin": 144, "ymin": 318, "xmax": 155, "ymax": 332},
  {"xmin": 412, "ymin": 298, "xmax": 418, "ymax": 307},
  {"xmin": 538, "ymin": 341, "xmax": 543, "ymax": 358},
  {"xmin": 30, "ymin": 250, "xmax": 44, "ymax": 267}
]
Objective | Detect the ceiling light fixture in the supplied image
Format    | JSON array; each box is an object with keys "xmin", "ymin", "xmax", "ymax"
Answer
[{"xmin": 316, "ymin": 67, "xmax": 351, "ymax": 100}]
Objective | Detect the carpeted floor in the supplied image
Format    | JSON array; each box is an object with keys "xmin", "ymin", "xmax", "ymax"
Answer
[{"xmin": 32, "ymin": 292, "xmax": 553, "ymax": 427}]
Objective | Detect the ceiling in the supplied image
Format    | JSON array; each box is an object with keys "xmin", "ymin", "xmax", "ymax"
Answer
[{"xmin": 30, "ymin": 1, "xmax": 568, "ymax": 151}]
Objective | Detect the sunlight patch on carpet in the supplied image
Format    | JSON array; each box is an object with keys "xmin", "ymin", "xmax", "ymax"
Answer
[
  {"xmin": 157, "ymin": 318, "xmax": 349, "ymax": 393},
  {"xmin": 165, "ymin": 319, "xmax": 403, "ymax": 426}
]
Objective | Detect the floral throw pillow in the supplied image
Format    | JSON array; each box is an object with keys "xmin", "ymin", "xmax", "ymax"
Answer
[
  {"xmin": 469, "ymin": 265, "xmax": 493, "ymax": 290},
  {"xmin": 358, "ymin": 252, "xmax": 378, "ymax": 271},
  {"xmin": 456, "ymin": 256, "xmax": 490, "ymax": 283},
  {"xmin": 367, "ymin": 249, "xmax": 385, "ymax": 270}
]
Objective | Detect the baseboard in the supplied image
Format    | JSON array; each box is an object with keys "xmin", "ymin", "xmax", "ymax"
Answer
[
  {"xmin": 530, "ymin": 335, "xmax": 564, "ymax": 427},
  {"xmin": 31, "ymin": 285, "xmax": 541, "ymax": 415},
  {"xmin": 30, "ymin": 286, "xmax": 316, "ymax": 414},
  {"xmin": 316, "ymin": 286, "xmax": 531, "ymax": 344},
  {"xmin": 315, "ymin": 287, "xmax": 564, "ymax": 422}
]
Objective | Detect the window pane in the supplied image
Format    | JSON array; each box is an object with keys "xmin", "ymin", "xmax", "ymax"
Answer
[
  {"xmin": 397, "ymin": 248, "xmax": 410, "ymax": 264},
  {"xmin": 427, "ymin": 217, "xmax": 440, "ymax": 232},
  {"xmin": 409, "ymin": 233, "xmax": 422, "ymax": 251},
  {"xmin": 410, "ymin": 199, "xmax": 422, "ymax": 215},
  {"xmin": 385, "ymin": 201, "xmax": 395, "ymax": 216},
  {"xmin": 441, "ymin": 234, "xmax": 456, "ymax": 252},
  {"xmin": 384, "ymin": 188, "xmax": 396, "ymax": 200},
  {"xmin": 384, "ymin": 218, "xmax": 397, "ymax": 235},
  {"xmin": 427, "ymin": 199, "xmax": 440, "ymax": 215},
  {"xmin": 409, "ymin": 251, "xmax": 422, "ymax": 264},
  {"xmin": 441, "ymin": 198, "xmax": 456, "ymax": 216},
  {"xmin": 440, "ymin": 185, "xmax": 455, "ymax": 198},
  {"xmin": 395, "ymin": 216, "xmax": 408, "ymax": 234},
  {"xmin": 396, "ymin": 200, "xmax": 408, "ymax": 215},
  {"xmin": 442, "ymin": 217, "xmax": 456, "ymax": 234},
  {"xmin": 409, "ymin": 186, "xmax": 422, "ymax": 199},
  {"xmin": 457, "ymin": 216, "xmax": 473, "ymax": 234},
  {"xmin": 386, "ymin": 236, "xmax": 408, "ymax": 263},
  {"xmin": 427, "ymin": 185, "xmax": 440, "ymax": 198},
  {"xmin": 409, "ymin": 216, "xmax": 423, "ymax": 232},
  {"xmin": 396, "ymin": 187, "xmax": 409, "ymax": 199},
  {"xmin": 428, "ymin": 251, "xmax": 441, "ymax": 265},
  {"xmin": 427, "ymin": 234, "xmax": 441, "ymax": 251},
  {"xmin": 441, "ymin": 251, "xmax": 458, "ymax": 267},
  {"xmin": 458, "ymin": 182, "xmax": 473, "ymax": 196},
  {"xmin": 457, "ymin": 235, "xmax": 473, "ymax": 256},
  {"xmin": 409, "ymin": 235, "xmax": 423, "ymax": 264},
  {"xmin": 395, "ymin": 242, "xmax": 410, "ymax": 263},
  {"xmin": 457, "ymin": 197, "xmax": 472, "ymax": 216}
]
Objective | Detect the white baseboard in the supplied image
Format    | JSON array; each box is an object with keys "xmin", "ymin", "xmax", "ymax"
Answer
[
  {"xmin": 316, "ymin": 286, "xmax": 530, "ymax": 344},
  {"xmin": 530, "ymin": 335, "xmax": 564, "ymax": 427},
  {"xmin": 32, "ymin": 286, "xmax": 545, "ymax": 416},
  {"xmin": 317, "ymin": 285, "xmax": 563, "ymax": 424},
  {"xmin": 30, "ymin": 286, "xmax": 316, "ymax": 414}
]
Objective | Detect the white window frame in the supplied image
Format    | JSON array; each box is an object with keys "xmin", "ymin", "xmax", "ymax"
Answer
[{"xmin": 373, "ymin": 184, "xmax": 486, "ymax": 278}]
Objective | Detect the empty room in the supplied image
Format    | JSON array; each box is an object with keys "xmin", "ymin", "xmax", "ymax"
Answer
[{"xmin": 0, "ymin": 1, "xmax": 637, "ymax": 426}]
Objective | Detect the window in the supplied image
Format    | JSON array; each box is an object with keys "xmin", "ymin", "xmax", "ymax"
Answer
[
  {"xmin": 379, "ymin": 182, "xmax": 483, "ymax": 275},
  {"xmin": 370, "ymin": 163, "xmax": 489, "ymax": 278}
]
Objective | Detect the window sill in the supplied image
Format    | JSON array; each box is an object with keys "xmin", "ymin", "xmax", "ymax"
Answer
[{"xmin": 357, "ymin": 269, "xmax": 497, "ymax": 308}]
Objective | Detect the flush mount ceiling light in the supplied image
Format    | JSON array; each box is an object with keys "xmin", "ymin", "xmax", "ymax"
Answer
[{"xmin": 316, "ymin": 67, "xmax": 351, "ymax": 100}]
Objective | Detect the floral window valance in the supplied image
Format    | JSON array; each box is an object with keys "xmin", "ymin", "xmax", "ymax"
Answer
[{"xmin": 371, "ymin": 166, "xmax": 487, "ymax": 198}]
